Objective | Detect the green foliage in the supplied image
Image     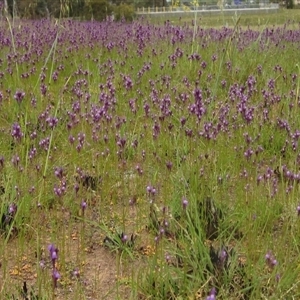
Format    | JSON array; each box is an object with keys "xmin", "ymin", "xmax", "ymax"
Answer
[
  {"xmin": 138, "ymin": 0, "xmax": 167, "ymax": 7},
  {"xmin": 5, "ymin": 0, "xmax": 114, "ymax": 20},
  {"xmin": 84, "ymin": 0, "xmax": 113, "ymax": 21},
  {"xmin": 35, "ymin": 0, "xmax": 49, "ymax": 18},
  {"xmin": 111, "ymin": 0, "xmax": 135, "ymax": 4},
  {"xmin": 70, "ymin": 0, "xmax": 86, "ymax": 18},
  {"xmin": 114, "ymin": 3, "xmax": 135, "ymax": 21},
  {"xmin": 286, "ymin": 0, "xmax": 294, "ymax": 8}
]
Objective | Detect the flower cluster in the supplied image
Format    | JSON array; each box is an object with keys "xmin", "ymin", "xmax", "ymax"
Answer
[{"xmin": 48, "ymin": 244, "xmax": 60, "ymax": 288}]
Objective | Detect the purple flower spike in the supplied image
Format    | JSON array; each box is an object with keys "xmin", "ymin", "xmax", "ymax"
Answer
[
  {"xmin": 81, "ymin": 200, "xmax": 87, "ymax": 216},
  {"xmin": 54, "ymin": 166, "xmax": 64, "ymax": 180},
  {"xmin": 39, "ymin": 260, "xmax": 46, "ymax": 269},
  {"xmin": 206, "ymin": 287, "xmax": 217, "ymax": 300},
  {"xmin": 0, "ymin": 156, "xmax": 4, "ymax": 168},
  {"xmin": 74, "ymin": 183, "xmax": 79, "ymax": 195},
  {"xmin": 297, "ymin": 204, "xmax": 300, "ymax": 216},
  {"xmin": 8, "ymin": 203, "xmax": 17, "ymax": 215},
  {"xmin": 46, "ymin": 116, "xmax": 58, "ymax": 129},
  {"xmin": 72, "ymin": 268, "xmax": 80, "ymax": 278},
  {"xmin": 121, "ymin": 233, "xmax": 128, "ymax": 243},
  {"xmin": 52, "ymin": 269, "xmax": 61, "ymax": 288},
  {"xmin": 51, "ymin": 249, "xmax": 57, "ymax": 261},
  {"xmin": 182, "ymin": 197, "xmax": 188, "ymax": 210},
  {"xmin": 265, "ymin": 251, "xmax": 278, "ymax": 269},
  {"xmin": 11, "ymin": 123, "xmax": 23, "ymax": 141},
  {"xmin": 219, "ymin": 248, "xmax": 227, "ymax": 265},
  {"xmin": 48, "ymin": 244, "xmax": 59, "ymax": 267},
  {"xmin": 11, "ymin": 155, "xmax": 20, "ymax": 167},
  {"xmin": 165, "ymin": 253, "xmax": 171, "ymax": 263},
  {"xmin": 166, "ymin": 161, "xmax": 173, "ymax": 171},
  {"xmin": 14, "ymin": 90, "xmax": 25, "ymax": 104},
  {"xmin": 146, "ymin": 185, "xmax": 156, "ymax": 197}
]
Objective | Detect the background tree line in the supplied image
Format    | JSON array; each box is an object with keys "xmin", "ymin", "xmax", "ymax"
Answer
[
  {"xmin": 1, "ymin": 0, "xmax": 169, "ymax": 21},
  {"xmin": 2, "ymin": 0, "xmax": 294, "ymax": 21}
]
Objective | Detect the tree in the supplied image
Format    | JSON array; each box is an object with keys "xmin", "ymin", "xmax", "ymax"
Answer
[
  {"xmin": 84, "ymin": 0, "xmax": 113, "ymax": 21},
  {"xmin": 5, "ymin": 0, "xmax": 61, "ymax": 19},
  {"xmin": 135, "ymin": 0, "xmax": 167, "ymax": 8},
  {"xmin": 70, "ymin": 0, "xmax": 85, "ymax": 17},
  {"xmin": 45, "ymin": 0, "xmax": 61, "ymax": 18},
  {"xmin": 35, "ymin": 0, "xmax": 50, "ymax": 18},
  {"xmin": 286, "ymin": 0, "xmax": 294, "ymax": 8},
  {"xmin": 110, "ymin": 0, "xmax": 134, "ymax": 4},
  {"xmin": 6, "ymin": 0, "xmax": 16, "ymax": 17},
  {"xmin": 114, "ymin": 2, "xmax": 135, "ymax": 21}
]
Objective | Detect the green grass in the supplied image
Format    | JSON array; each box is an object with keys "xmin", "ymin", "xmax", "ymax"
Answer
[{"xmin": 143, "ymin": 8, "xmax": 300, "ymax": 27}]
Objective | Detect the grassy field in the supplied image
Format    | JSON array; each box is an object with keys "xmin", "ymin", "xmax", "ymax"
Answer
[
  {"xmin": 143, "ymin": 8, "xmax": 300, "ymax": 27},
  {"xmin": 0, "ymin": 10, "xmax": 300, "ymax": 300}
]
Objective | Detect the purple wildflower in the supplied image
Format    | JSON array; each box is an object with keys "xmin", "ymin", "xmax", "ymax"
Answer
[
  {"xmin": 72, "ymin": 268, "xmax": 80, "ymax": 278},
  {"xmin": 46, "ymin": 116, "xmax": 58, "ymax": 129},
  {"xmin": 52, "ymin": 269, "xmax": 61, "ymax": 288},
  {"xmin": 48, "ymin": 244, "xmax": 59, "ymax": 268},
  {"xmin": 14, "ymin": 90, "xmax": 25, "ymax": 104},
  {"xmin": 74, "ymin": 183, "xmax": 79, "ymax": 195},
  {"xmin": 206, "ymin": 287, "xmax": 217, "ymax": 300},
  {"xmin": 39, "ymin": 260, "xmax": 46, "ymax": 269},
  {"xmin": 165, "ymin": 253, "xmax": 171, "ymax": 263},
  {"xmin": 8, "ymin": 203, "xmax": 17, "ymax": 215},
  {"xmin": 146, "ymin": 185, "xmax": 156, "ymax": 196},
  {"xmin": 218, "ymin": 248, "xmax": 228, "ymax": 266},
  {"xmin": 265, "ymin": 251, "xmax": 278, "ymax": 269},
  {"xmin": 121, "ymin": 233, "xmax": 128, "ymax": 243},
  {"xmin": 0, "ymin": 156, "xmax": 4, "ymax": 168},
  {"xmin": 11, "ymin": 123, "xmax": 23, "ymax": 141},
  {"xmin": 182, "ymin": 197, "xmax": 188, "ymax": 210},
  {"xmin": 54, "ymin": 166, "xmax": 64, "ymax": 180},
  {"xmin": 297, "ymin": 204, "xmax": 300, "ymax": 216},
  {"xmin": 81, "ymin": 200, "xmax": 87, "ymax": 215},
  {"xmin": 166, "ymin": 161, "xmax": 173, "ymax": 171},
  {"xmin": 11, "ymin": 154, "xmax": 20, "ymax": 167}
]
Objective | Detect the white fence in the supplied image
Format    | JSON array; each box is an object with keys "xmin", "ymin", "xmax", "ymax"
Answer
[{"xmin": 136, "ymin": 3, "xmax": 279, "ymax": 14}]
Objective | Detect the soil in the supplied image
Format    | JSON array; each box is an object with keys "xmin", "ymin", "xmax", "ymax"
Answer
[{"xmin": 0, "ymin": 200, "xmax": 148, "ymax": 300}]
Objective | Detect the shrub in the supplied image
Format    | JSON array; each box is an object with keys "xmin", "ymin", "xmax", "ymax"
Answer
[
  {"xmin": 84, "ymin": 0, "xmax": 113, "ymax": 21},
  {"xmin": 286, "ymin": 0, "xmax": 294, "ymax": 8},
  {"xmin": 114, "ymin": 4, "xmax": 135, "ymax": 22}
]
